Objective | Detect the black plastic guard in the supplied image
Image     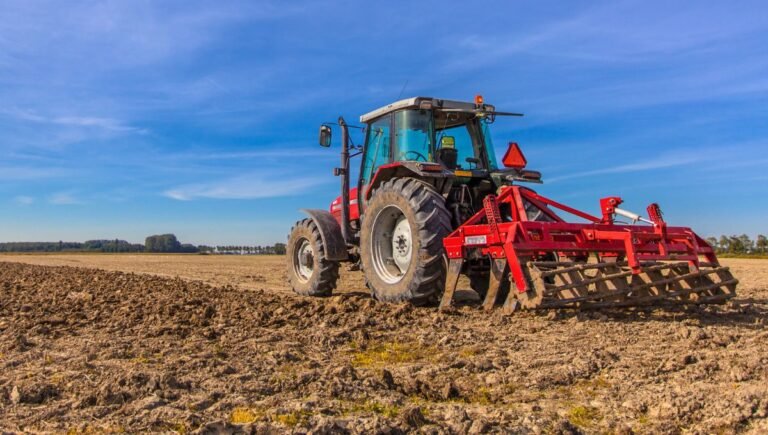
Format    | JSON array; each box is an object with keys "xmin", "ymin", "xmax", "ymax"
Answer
[{"xmin": 300, "ymin": 209, "xmax": 349, "ymax": 261}]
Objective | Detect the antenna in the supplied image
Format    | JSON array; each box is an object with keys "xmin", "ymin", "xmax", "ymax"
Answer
[{"xmin": 397, "ymin": 79, "xmax": 409, "ymax": 100}]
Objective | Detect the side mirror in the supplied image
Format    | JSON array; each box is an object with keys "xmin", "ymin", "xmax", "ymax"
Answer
[{"xmin": 319, "ymin": 125, "xmax": 332, "ymax": 147}]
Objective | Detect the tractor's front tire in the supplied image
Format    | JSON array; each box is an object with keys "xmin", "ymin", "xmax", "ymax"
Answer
[
  {"xmin": 287, "ymin": 218, "xmax": 340, "ymax": 296},
  {"xmin": 360, "ymin": 178, "xmax": 451, "ymax": 304}
]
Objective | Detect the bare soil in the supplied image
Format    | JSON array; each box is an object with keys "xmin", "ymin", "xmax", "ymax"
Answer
[{"xmin": 0, "ymin": 255, "xmax": 766, "ymax": 434}]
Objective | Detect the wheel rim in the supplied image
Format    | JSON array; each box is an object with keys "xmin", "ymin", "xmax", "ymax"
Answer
[
  {"xmin": 370, "ymin": 204, "xmax": 412, "ymax": 284},
  {"xmin": 293, "ymin": 238, "xmax": 314, "ymax": 282}
]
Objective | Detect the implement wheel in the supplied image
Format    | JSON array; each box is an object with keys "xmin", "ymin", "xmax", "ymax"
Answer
[
  {"xmin": 287, "ymin": 218, "xmax": 340, "ymax": 296},
  {"xmin": 361, "ymin": 178, "xmax": 451, "ymax": 304}
]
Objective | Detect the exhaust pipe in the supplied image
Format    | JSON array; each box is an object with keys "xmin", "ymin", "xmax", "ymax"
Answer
[{"xmin": 338, "ymin": 116, "xmax": 352, "ymax": 244}]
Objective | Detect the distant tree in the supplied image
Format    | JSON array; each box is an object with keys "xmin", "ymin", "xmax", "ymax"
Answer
[
  {"xmin": 273, "ymin": 242, "xmax": 286, "ymax": 255},
  {"xmin": 179, "ymin": 243, "xmax": 199, "ymax": 253},
  {"xmin": 719, "ymin": 235, "xmax": 730, "ymax": 253},
  {"xmin": 727, "ymin": 235, "xmax": 744, "ymax": 254},
  {"xmin": 757, "ymin": 235, "xmax": 767, "ymax": 254},
  {"xmin": 145, "ymin": 234, "xmax": 182, "ymax": 253},
  {"xmin": 738, "ymin": 234, "xmax": 754, "ymax": 253}
]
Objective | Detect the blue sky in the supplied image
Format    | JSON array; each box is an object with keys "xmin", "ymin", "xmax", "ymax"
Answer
[{"xmin": 1, "ymin": 1, "xmax": 767, "ymax": 245}]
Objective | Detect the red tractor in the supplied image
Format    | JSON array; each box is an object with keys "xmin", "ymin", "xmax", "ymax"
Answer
[{"xmin": 287, "ymin": 96, "xmax": 737, "ymax": 310}]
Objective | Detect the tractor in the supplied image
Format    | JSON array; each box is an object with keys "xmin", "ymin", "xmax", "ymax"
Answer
[{"xmin": 287, "ymin": 96, "xmax": 737, "ymax": 311}]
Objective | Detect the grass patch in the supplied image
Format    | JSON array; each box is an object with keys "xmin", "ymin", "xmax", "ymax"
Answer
[
  {"xmin": 271, "ymin": 410, "xmax": 311, "ymax": 427},
  {"xmin": 568, "ymin": 405, "xmax": 601, "ymax": 428},
  {"xmin": 351, "ymin": 341, "xmax": 434, "ymax": 367},
  {"xmin": 168, "ymin": 422, "xmax": 187, "ymax": 434},
  {"xmin": 468, "ymin": 386, "xmax": 493, "ymax": 405},
  {"xmin": 230, "ymin": 407, "xmax": 262, "ymax": 424}
]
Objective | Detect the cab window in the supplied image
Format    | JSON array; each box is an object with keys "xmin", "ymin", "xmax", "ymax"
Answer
[
  {"xmin": 481, "ymin": 122, "xmax": 499, "ymax": 169},
  {"xmin": 394, "ymin": 109, "xmax": 433, "ymax": 162},
  {"xmin": 437, "ymin": 121, "xmax": 485, "ymax": 169},
  {"xmin": 360, "ymin": 114, "xmax": 392, "ymax": 186}
]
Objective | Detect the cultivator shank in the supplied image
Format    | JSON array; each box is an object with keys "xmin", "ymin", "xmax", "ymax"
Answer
[{"xmin": 440, "ymin": 186, "xmax": 738, "ymax": 311}]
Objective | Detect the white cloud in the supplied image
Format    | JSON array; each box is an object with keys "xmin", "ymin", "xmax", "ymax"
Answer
[
  {"xmin": 1, "ymin": 108, "xmax": 146, "ymax": 134},
  {"xmin": 13, "ymin": 195, "xmax": 34, "ymax": 205},
  {"xmin": 547, "ymin": 152, "xmax": 706, "ymax": 183},
  {"xmin": 164, "ymin": 174, "xmax": 329, "ymax": 201},
  {"xmin": 49, "ymin": 192, "xmax": 82, "ymax": 205}
]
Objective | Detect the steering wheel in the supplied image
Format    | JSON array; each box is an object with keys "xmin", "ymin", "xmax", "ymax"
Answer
[{"xmin": 402, "ymin": 150, "xmax": 428, "ymax": 162}]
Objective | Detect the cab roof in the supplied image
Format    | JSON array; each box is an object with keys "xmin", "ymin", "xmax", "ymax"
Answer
[{"xmin": 359, "ymin": 97, "xmax": 496, "ymax": 123}]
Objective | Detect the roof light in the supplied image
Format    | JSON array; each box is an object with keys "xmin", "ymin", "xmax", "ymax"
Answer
[{"xmin": 474, "ymin": 94, "xmax": 484, "ymax": 105}]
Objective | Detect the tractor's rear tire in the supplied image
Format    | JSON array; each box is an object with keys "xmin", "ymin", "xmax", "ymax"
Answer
[
  {"xmin": 287, "ymin": 218, "xmax": 340, "ymax": 296},
  {"xmin": 360, "ymin": 178, "xmax": 451, "ymax": 304}
]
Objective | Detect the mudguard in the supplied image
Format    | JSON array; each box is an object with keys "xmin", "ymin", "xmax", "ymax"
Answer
[{"xmin": 300, "ymin": 209, "xmax": 348, "ymax": 261}]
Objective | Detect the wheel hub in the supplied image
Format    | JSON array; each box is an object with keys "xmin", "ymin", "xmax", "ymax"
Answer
[
  {"xmin": 392, "ymin": 216, "xmax": 412, "ymax": 272},
  {"xmin": 370, "ymin": 205, "xmax": 412, "ymax": 284},
  {"xmin": 294, "ymin": 239, "xmax": 314, "ymax": 282}
]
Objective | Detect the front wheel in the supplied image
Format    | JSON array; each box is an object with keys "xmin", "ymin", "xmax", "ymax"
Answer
[
  {"xmin": 360, "ymin": 178, "xmax": 451, "ymax": 304},
  {"xmin": 287, "ymin": 219, "xmax": 340, "ymax": 296}
]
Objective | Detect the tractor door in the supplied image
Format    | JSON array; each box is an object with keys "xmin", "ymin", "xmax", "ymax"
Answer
[{"xmin": 358, "ymin": 114, "xmax": 393, "ymax": 210}]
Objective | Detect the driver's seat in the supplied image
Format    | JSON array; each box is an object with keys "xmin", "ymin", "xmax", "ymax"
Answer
[{"xmin": 436, "ymin": 136, "xmax": 458, "ymax": 169}]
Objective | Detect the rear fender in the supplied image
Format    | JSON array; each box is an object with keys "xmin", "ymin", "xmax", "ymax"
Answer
[{"xmin": 300, "ymin": 209, "xmax": 348, "ymax": 261}]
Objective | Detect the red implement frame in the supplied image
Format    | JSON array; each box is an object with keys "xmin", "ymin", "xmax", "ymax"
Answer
[{"xmin": 442, "ymin": 186, "xmax": 719, "ymax": 295}]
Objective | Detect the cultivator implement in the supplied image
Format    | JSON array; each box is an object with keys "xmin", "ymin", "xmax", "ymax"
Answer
[{"xmin": 440, "ymin": 186, "xmax": 738, "ymax": 311}]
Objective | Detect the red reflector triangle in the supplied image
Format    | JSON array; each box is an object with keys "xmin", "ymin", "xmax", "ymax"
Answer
[{"xmin": 502, "ymin": 142, "xmax": 527, "ymax": 169}]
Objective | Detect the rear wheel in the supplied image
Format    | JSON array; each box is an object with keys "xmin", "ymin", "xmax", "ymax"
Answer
[
  {"xmin": 360, "ymin": 178, "xmax": 451, "ymax": 304},
  {"xmin": 287, "ymin": 218, "xmax": 340, "ymax": 296}
]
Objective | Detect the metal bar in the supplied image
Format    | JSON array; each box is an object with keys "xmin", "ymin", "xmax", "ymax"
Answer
[
  {"xmin": 439, "ymin": 258, "xmax": 464, "ymax": 310},
  {"xmin": 521, "ymin": 189, "xmax": 602, "ymax": 223},
  {"xmin": 482, "ymin": 259, "xmax": 508, "ymax": 310}
]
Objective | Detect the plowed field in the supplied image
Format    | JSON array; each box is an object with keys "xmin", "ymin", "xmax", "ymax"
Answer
[{"xmin": 0, "ymin": 255, "xmax": 766, "ymax": 433}]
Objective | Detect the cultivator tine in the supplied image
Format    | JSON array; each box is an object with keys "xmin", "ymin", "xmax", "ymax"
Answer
[
  {"xmin": 501, "ymin": 292, "xmax": 522, "ymax": 314},
  {"xmin": 482, "ymin": 259, "xmax": 508, "ymax": 310},
  {"xmin": 516, "ymin": 261, "xmax": 738, "ymax": 310},
  {"xmin": 439, "ymin": 258, "xmax": 464, "ymax": 310}
]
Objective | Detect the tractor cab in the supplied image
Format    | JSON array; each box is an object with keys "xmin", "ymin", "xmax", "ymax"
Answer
[
  {"xmin": 323, "ymin": 96, "xmax": 542, "ymax": 231},
  {"xmin": 359, "ymin": 96, "xmax": 506, "ymax": 187}
]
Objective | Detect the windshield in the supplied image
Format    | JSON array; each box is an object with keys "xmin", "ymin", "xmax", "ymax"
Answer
[
  {"xmin": 360, "ymin": 108, "xmax": 500, "ymax": 179},
  {"xmin": 394, "ymin": 109, "xmax": 433, "ymax": 162}
]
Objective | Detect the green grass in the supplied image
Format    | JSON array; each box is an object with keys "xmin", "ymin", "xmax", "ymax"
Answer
[
  {"xmin": 351, "ymin": 341, "xmax": 435, "ymax": 367},
  {"xmin": 568, "ymin": 405, "xmax": 601, "ymax": 428},
  {"xmin": 271, "ymin": 410, "xmax": 311, "ymax": 427},
  {"xmin": 230, "ymin": 407, "xmax": 263, "ymax": 424}
]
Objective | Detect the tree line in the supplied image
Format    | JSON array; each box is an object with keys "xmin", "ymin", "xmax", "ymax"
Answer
[
  {"xmin": 0, "ymin": 234, "xmax": 287, "ymax": 255},
  {"xmin": 705, "ymin": 234, "xmax": 768, "ymax": 255},
  {"xmin": 0, "ymin": 240, "xmax": 144, "ymax": 253}
]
